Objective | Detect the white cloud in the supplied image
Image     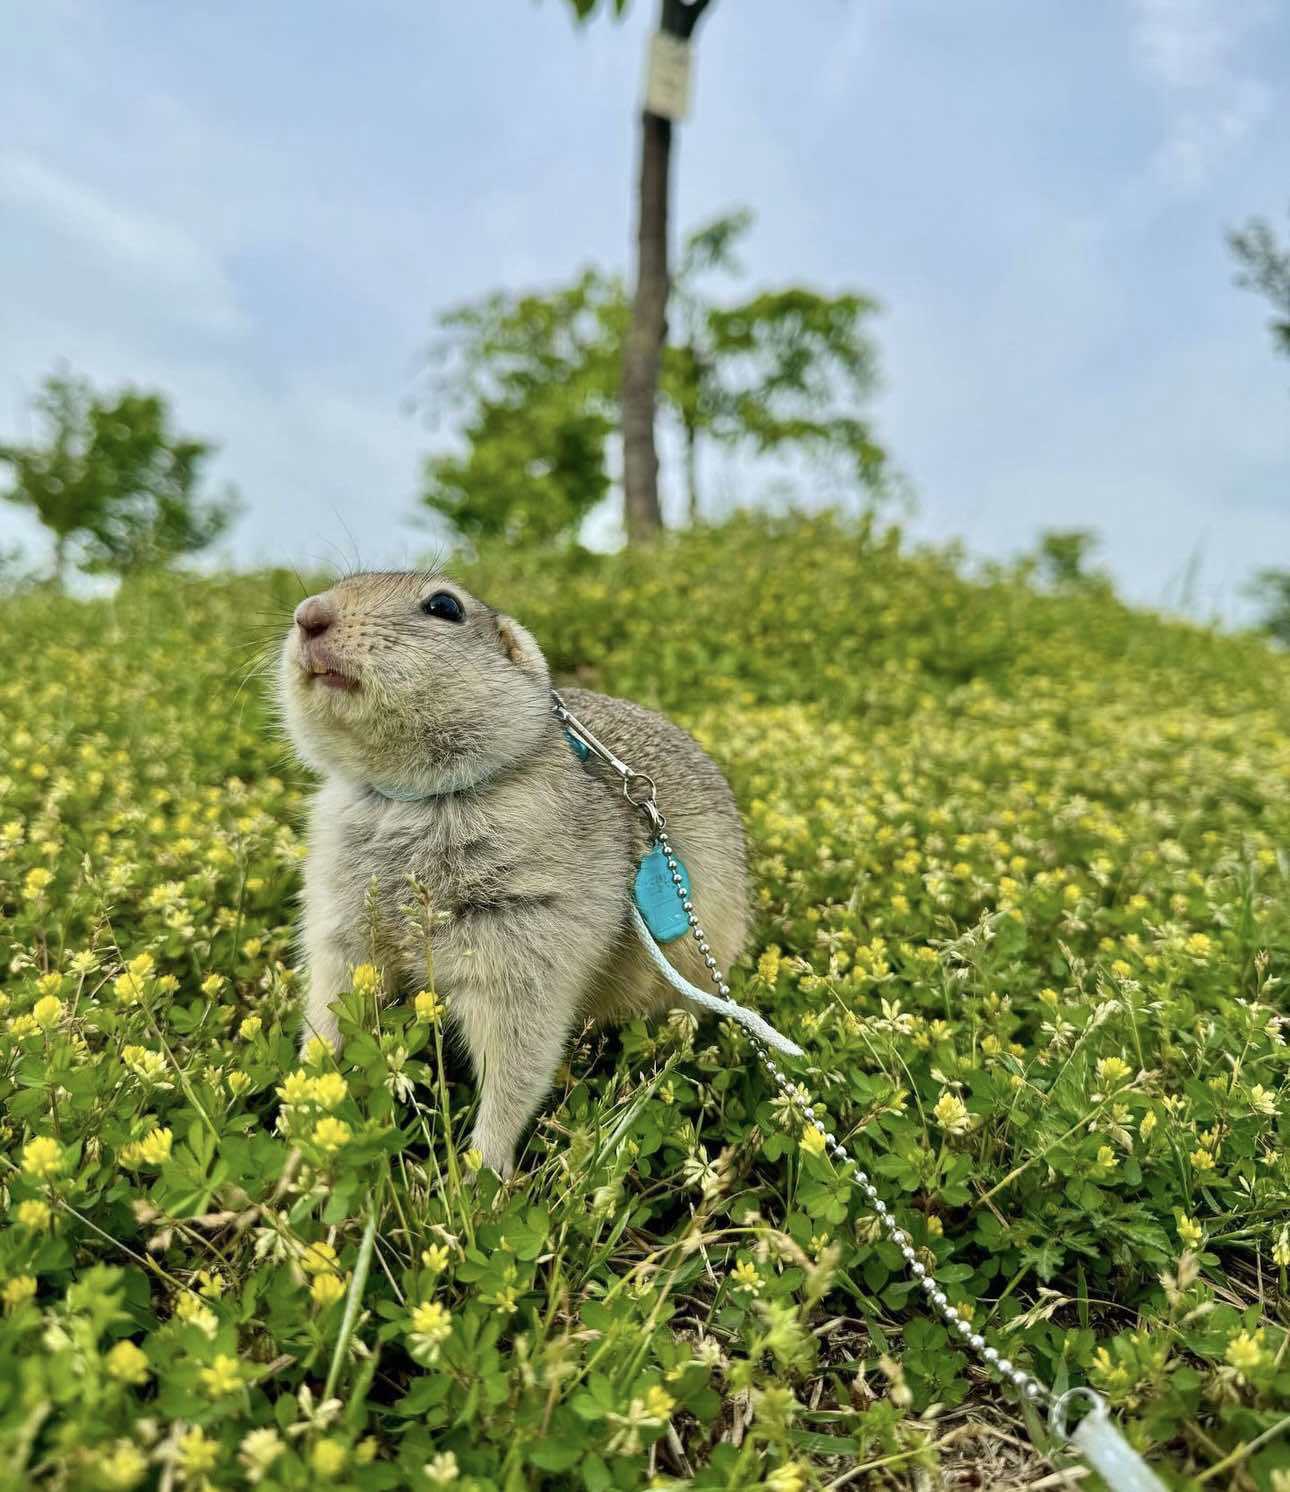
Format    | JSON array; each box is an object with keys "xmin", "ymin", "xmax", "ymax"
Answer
[
  {"xmin": 1130, "ymin": 0, "xmax": 1273, "ymax": 191},
  {"xmin": 0, "ymin": 149, "xmax": 248, "ymax": 336},
  {"xmin": 1154, "ymin": 76, "xmax": 1270, "ymax": 193},
  {"xmin": 1133, "ymin": 0, "xmax": 1236, "ymax": 88}
]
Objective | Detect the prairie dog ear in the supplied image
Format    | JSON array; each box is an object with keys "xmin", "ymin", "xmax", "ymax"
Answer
[{"xmin": 494, "ymin": 616, "xmax": 548, "ymax": 679}]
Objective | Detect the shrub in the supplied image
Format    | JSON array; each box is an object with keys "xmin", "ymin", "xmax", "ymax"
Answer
[{"xmin": 0, "ymin": 514, "xmax": 1287, "ymax": 1487}]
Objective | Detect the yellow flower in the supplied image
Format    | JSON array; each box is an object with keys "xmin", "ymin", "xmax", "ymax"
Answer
[
  {"xmin": 276, "ymin": 1068, "xmax": 313, "ymax": 1104},
  {"xmin": 763, "ymin": 1465, "xmax": 808, "ymax": 1492},
  {"xmin": 1140, "ymin": 1110, "xmax": 1158, "ymax": 1140},
  {"xmin": 1225, "ymin": 1330, "xmax": 1267, "ymax": 1376},
  {"xmin": 644, "ymin": 1385, "xmax": 674, "ymax": 1419},
  {"xmin": 1090, "ymin": 1345, "xmax": 1131, "ymax": 1391},
  {"xmin": 731, "ymin": 1259, "xmax": 762, "ymax": 1294},
  {"xmin": 414, "ymin": 989, "xmax": 446, "ymax": 1023},
  {"xmin": 487, "ymin": 1284, "xmax": 519, "ymax": 1314},
  {"xmin": 798, "ymin": 1125, "xmax": 826, "ymax": 1157},
  {"xmin": 350, "ymin": 963, "xmax": 381, "ymax": 997},
  {"xmin": 200, "ymin": 973, "xmax": 225, "ymax": 997},
  {"xmin": 310, "ymin": 1072, "xmax": 348, "ymax": 1110},
  {"xmin": 302, "ymin": 1035, "xmax": 332, "ymax": 1067},
  {"xmin": 21, "ymin": 1135, "xmax": 63, "ymax": 1180},
  {"xmin": 98, "ymin": 1440, "xmax": 149, "ymax": 1489},
  {"xmin": 1095, "ymin": 1145, "xmax": 1118, "ymax": 1173},
  {"xmin": 1248, "ymin": 1084, "xmax": 1277, "ymax": 1117},
  {"xmin": 32, "ymin": 995, "xmax": 64, "ymax": 1029},
  {"xmin": 172, "ymin": 1289, "xmax": 220, "ymax": 1336},
  {"xmin": 301, "ymin": 1240, "xmax": 340, "ymax": 1275},
  {"xmin": 757, "ymin": 947, "xmax": 782, "ymax": 985},
  {"xmin": 23, "ymin": 866, "xmax": 53, "ymax": 898},
  {"xmin": 15, "ymin": 1199, "xmax": 51, "ymax": 1231},
  {"xmin": 8, "ymin": 1014, "xmax": 39, "ymax": 1039},
  {"xmin": 1273, "ymin": 1226, "xmax": 1290, "ymax": 1268},
  {"xmin": 311, "ymin": 1272, "xmax": 348, "ymax": 1307},
  {"xmin": 312, "ymin": 1117, "xmax": 352, "ymax": 1152},
  {"xmin": 238, "ymin": 1014, "xmax": 263, "ymax": 1040},
  {"xmin": 932, "ymin": 1090, "xmax": 972, "ymax": 1136},
  {"xmin": 239, "ymin": 1428, "xmax": 284, "ymax": 1479},
  {"xmin": 3, "ymin": 1275, "xmax": 37, "ymax": 1310},
  {"xmin": 226, "ymin": 1069, "xmax": 250, "ymax": 1096},
  {"xmin": 199, "ymin": 1352, "xmax": 243, "ymax": 1396},
  {"xmin": 410, "ymin": 1299, "xmax": 453, "ymax": 1346},
  {"xmin": 1184, "ymin": 932, "xmax": 1213, "ymax": 958},
  {"xmin": 122, "ymin": 1046, "xmax": 167, "ymax": 1081},
  {"xmin": 1096, "ymin": 1056, "xmax": 1131, "ymax": 1087},
  {"xmin": 105, "ymin": 1339, "xmax": 150, "ymax": 1385},
  {"xmin": 311, "ymin": 1438, "xmax": 348, "ymax": 1478},
  {"xmin": 1190, "ymin": 1146, "xmax": 1216, "ymax": 1172},
  {"xmin": 125, "ymin": 951, "xmax": 155, "ymax": 981},
  {"xmin": 123, "ymin": 1127, "xmax": 173, "ymax": 1167},
  {"xmin": 421, "ymin": 1243, "xmax": 450, "ymax": 1273},
  {"xmin": 196, "ymin": 1269, "xmax": 226, "ymax": 1298},
  {"xmin": 177, "ymin": 1425, "xmax": 218, "ymax": 1477},
  {"xmin": 140, "ymin": 1127, "xmax": 172, "ymax": 1163},
  {"xmin": 1177, "ymin": 1215, "xmax": 1204, "ymax": 1249},
  {"xmin": 112, "ymin": 974, "xmax": 142, "ymax": 1006}
]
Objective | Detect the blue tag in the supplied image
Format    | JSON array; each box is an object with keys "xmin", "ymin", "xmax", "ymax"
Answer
[
  {"xmin": 564, "ymin": 729, "xmax": 590, "ymax": 761},
  {"xmin": 634, "ymin": 843, "xmax": 691, "ymax": 942}
]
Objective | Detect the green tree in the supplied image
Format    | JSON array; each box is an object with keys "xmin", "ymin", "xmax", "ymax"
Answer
[
  {"xmin": 666, "ymin": 209, "xmax": 750, "ymax": 520},
  {"xmin": 420, "ymin": 272, "xmax": 624, "ymax": 547},
  {"xmin": 1246, "ymin": 568, "xmax": 1290, "ymax": 646},
  {"xmin": 564, "ymin": 0, "xmax": 716, "ymax": 543},
  {"xmin": 0, "ymin": 372, "xmax": 239, "ymax": 585},
  {"xmin": 664, "ymin": 211, "xmax": 888, "ymax": 520},
  {"xmin": 1230, "ymin": 208, "xmax": 1290, "ymax": 361},
  {"xmin": 418, "ymin": 214, "xmax": 890, "ymax": 544},
  {"xmin": 1035, "ymin": 529, "xmax": 1101, "ymax": 588}
]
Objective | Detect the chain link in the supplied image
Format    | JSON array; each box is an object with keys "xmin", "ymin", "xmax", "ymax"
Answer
[
  {"xmin": 553, "ymin": 690, "xmax": 1052, "ymax": 1408},
  {"xmin": 655, "ymin": 839, "xmax": 1052, "ymax": 1407}
]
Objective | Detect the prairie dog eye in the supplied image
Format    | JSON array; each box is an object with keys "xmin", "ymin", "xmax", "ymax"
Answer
[{"xmin": 421, "ymin": 591, "xmax": 465, "ymax": 623}]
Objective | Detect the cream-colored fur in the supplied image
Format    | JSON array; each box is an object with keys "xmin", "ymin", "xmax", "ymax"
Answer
[{"xmin": 278, "ymin": 572, "xmax": 747, "ymax": 1175}]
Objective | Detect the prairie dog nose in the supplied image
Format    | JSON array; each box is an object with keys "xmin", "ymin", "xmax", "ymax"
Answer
[{"xmin": 295, "ymin": 594, "xmax": 336, "ymax": 641}]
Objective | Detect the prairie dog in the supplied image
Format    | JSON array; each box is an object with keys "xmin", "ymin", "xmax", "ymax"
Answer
[{"xmin": 278, "ymin": 572, "xmax": 747, "ymax": 1175}]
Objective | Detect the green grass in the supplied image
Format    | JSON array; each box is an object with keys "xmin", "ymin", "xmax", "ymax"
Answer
[{"xmin": 1, "ymin": 512, "xmax": 1288, "ymax": 1490}]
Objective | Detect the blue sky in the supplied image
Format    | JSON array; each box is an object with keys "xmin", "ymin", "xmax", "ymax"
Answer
[{"xmin": 2, "ymin": 0, "xmax": 1287, "ymax": 616}]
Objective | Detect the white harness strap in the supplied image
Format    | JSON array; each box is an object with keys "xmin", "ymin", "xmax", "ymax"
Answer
[{"xmin": 629, "ymin": 903, "xmax": 804, "ymax": 1057}]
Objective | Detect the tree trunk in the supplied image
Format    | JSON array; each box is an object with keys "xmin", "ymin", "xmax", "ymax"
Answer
[
  {"xmin": 621, "ymin": 0, "xmax": 712, "ymax": 546},
  {"xmin": 684, "ymin": 417, "xmax": 700, "ymax": 524},
  {"xmin": 622, "ymin": 108, "xmax": 671, "ymax": 544},
  {"xmin": 52, "ymin": 532, "xmax": 67, "ymax": 589}
]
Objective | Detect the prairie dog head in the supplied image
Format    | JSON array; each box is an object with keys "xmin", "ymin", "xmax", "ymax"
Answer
[{"xmin": 278, "ymin": 572, "xmax": 551, "ymax": 797}]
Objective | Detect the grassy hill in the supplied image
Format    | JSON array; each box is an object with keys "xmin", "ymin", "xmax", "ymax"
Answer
[{"xmin": 1, "ymin": 513, "xmax": 1288, "ymax": 1490}]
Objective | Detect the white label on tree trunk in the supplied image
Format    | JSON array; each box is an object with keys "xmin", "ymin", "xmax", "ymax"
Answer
[{"xmin": 644, "ymin": 31, "xmax": 692, "ymax": 121}]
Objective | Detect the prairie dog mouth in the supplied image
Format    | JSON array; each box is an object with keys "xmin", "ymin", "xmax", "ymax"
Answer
[
  {"xmin": 310, "ymin": 668, "xmax": 359, "ymax": 692},
  {"xmin": 298, "ymin": 642, "xmax": 360, "ymax": 693}
]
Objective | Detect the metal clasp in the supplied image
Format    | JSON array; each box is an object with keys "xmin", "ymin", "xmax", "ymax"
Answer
[
  {"xmin": 551, "ymin": 689, "xmax": 666, "ymax": 831},
  {"xmin": 1050, "ymin": 1387, "xmax": 1105, "ymax": 1441}
]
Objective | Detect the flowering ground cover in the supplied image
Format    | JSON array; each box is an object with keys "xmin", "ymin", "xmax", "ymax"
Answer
[{"xmin": 1, "ymin": 513, "xmax": 1288, "ymax": 1489}]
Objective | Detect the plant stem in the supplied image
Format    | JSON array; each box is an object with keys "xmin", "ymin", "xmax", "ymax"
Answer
[{"xmin": 324, "ymin": 1201, "xmax": 379, "ymax": 1402}]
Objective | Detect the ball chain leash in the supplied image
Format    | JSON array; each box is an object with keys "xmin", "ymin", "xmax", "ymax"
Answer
[{"xmin": 551, "ymin": 689, "xmax": 1168, "ymax": 1492}]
